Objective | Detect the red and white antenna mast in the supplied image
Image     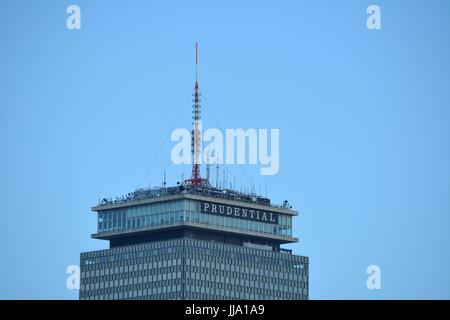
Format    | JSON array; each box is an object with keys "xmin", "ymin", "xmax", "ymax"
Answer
[{"xmin": 186, "ymin": 42, "xmax": 209, "ymax": 187}]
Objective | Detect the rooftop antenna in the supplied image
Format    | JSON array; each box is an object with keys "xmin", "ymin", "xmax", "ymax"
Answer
[
  {"xmin": 222, "ymin": 169, "xmax": 225, "ymax": 189},
  {"xmin": 184, "ymin": 42, "xmax": 209, "ymax": 187},
  {"xmin": 215, "ymin": 162, "xmax": 219, "ymax": 189},
  {"xmin": 163, "ymin": 171, "xmax": 166, "ymax": 188},
  {"xmin": 206, "ymin": 153, "xmax": 211, "ymax": 182},
  {"xmin": 226, "ymin": 168, "xmax": 229, "ymax": 189}
]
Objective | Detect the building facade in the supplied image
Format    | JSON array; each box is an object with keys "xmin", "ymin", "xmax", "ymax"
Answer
[{"xmin": 79, "ymin": 186, "xmax": 309, "ymax": 300}]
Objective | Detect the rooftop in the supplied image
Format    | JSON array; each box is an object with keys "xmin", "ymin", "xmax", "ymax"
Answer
[{"xmin": 95, "ymin": 184, "xmax": 296, "ymax": 213}]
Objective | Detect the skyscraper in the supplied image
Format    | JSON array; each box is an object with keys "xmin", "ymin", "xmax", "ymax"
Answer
[{"xmin": 79, "ymin": 44, "xmax": 309, "ymax": 300}]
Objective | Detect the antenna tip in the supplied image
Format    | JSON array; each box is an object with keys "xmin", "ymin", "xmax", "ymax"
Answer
[{"xmin": 195, "ymin": 42, "xmax": 198, "ymax": 65}]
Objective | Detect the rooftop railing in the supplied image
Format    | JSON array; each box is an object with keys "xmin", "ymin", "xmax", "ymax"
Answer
[{"xmin": 97, "ymin": 185, "xmax": 293, "ymax": 210}]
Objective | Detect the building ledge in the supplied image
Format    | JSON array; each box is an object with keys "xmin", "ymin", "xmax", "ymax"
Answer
[{"xmin": 91, "ymin": 221, "xmax": 298, "ymax": 244}]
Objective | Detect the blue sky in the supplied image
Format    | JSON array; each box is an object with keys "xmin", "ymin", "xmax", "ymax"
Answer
[{"xmin": 0, "ymin": 0, "xmax": 449, "ymax": 299}]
